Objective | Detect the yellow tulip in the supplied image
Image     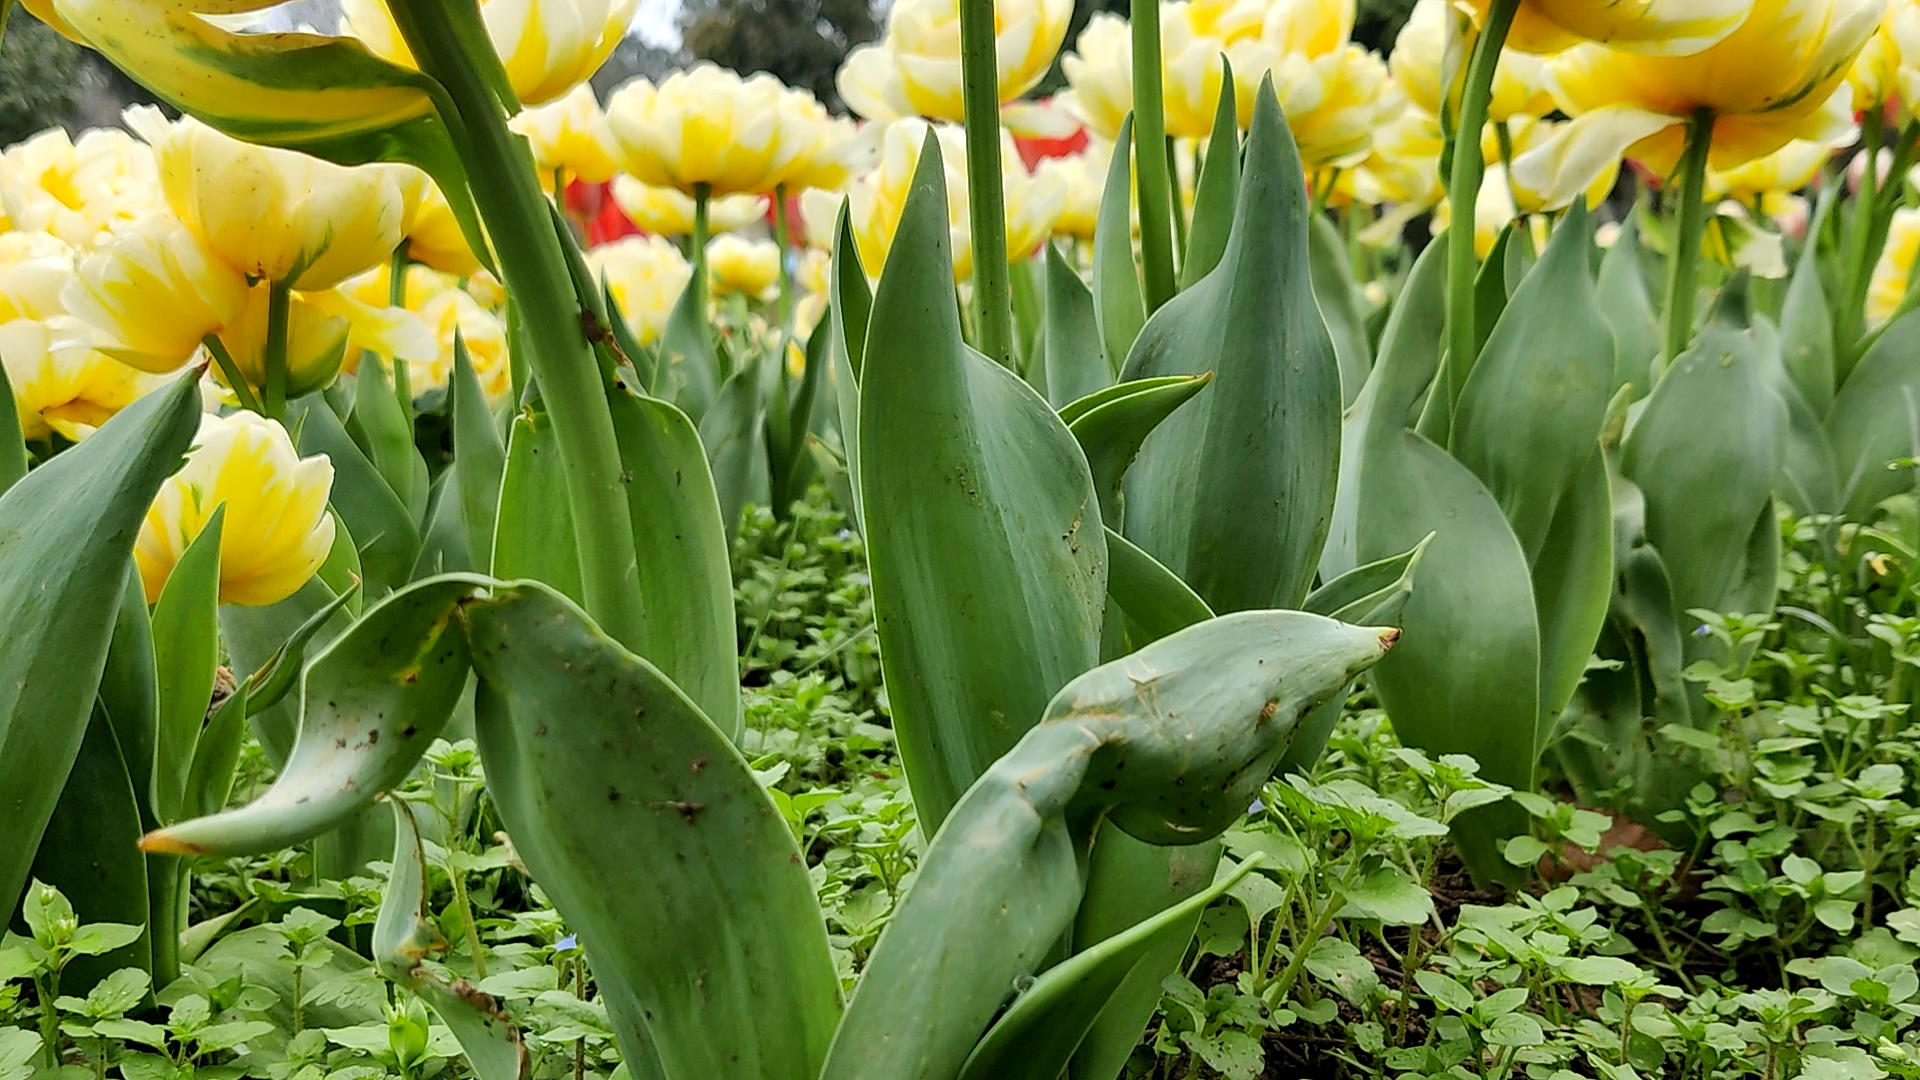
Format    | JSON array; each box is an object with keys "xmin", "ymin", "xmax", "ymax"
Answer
[
  {"xmin": 305, "ymin": 289, "xmax": 438, "ymax": 372},
  {"xmin": 135, "ymin": 409, "xmax": 336, "ymax": 607},
  {"xmin": 1848, "ymin": 14, "xmax": 1900, "ymax": 110},
  {"xmin": 1259, "ymin": 0, "xmax": 1354, "ymax": 56},
  {"xmin": 610, "ymin": 175, "xmax": 769, "ymax": 237},
  {"xmin": 794, "ymin": 248, "xmax": 831, "ymax": 331},
  {"xmin": 1037, "ymin": 148, "xmax": 1105, "ymax": 240},
  {"xmin": 1511, "ymin": 0, "xmax": 1880, "ymax": 209},
  {"xmin": 341, "ymin": 0, "xmax": 638, "ymax": 107},
  {"xmin": 62, "ymin": 214, "xmax": 252, "ymax": 374},
  {"xmin": 1, "ymin": 316, "xmax": 160, "ymax": 442},
  {"xmin": 586, "ymin": 235, "xmax": 693, "ymax": 347},
  {"xmin": 1884, "ymin": 1, "xmax": 1920, "ymax": 121},
  {"xmin": 1262, "ymin": 44, "xmax": 1403, "ymax": 167},
  {"xmin": 391, "ymin": 169, "xmax": 488, "ymax": 279},
  {"xmin": 406, "ymin": 288, "xmax": 515, "ymax": 404},
  {"xmin": 1462, "ymin": 0, "xmax": 1752, "ymax": 55},
  {"xmin": 1352, "ymin": 105, "xmax": 1445, "ymax": 209},
  {"xmin": 706, "ymin": 235, "xmax": 782, "ymax": 299},
  {"xmin": 1706, "ymin": 138, "xmax": 1838, "ymax": 203},
  {"xmin": 1388, "ymin": 0, "xmax": 1553, "ymax": 122},
  {"xmin": 210, "ymin": 283, "xmax": 356, "ymax": 400},
  {"xmin": 1058, "ymin": 13, "xmax": 1134, "ymax": 142},
  {"xmin": 768, "ymin": 92, "xmax": 875, "ymax": 193},
  {"xmin": 342, "ymin": 261, "xmax": 462, "ymax": 313},
  {"xmin": 510, "ymin": 84, "xmax": 623, "ymax": 185},
  {"xmin": 838, "ymin": 0, "xmax": 1073, "ymax": 122},
  {"xmin": 131, "ymin": 108, "xmax": 408, "ymax": 290},
  {"xmin": 1164, "ymin": 3, "xmax": 1276, "ymax": 139},
  {"xmin": 606, "ymin": 65, "xmax": 820, "ymax": 196},
  {"xmin": 0, "ymin": 233, "xmax": 78, "ymax": 324},
  {"xmin": 0, "ymin": 125, "xmax": 164, "ymax": 247},
  {"xmin": 1869, "ymin": 207, "xmax": 1920, "ymax": 326}
]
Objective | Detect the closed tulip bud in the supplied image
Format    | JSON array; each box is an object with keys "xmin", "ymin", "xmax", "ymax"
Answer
[
  {"xmin": 211, "ymin": 283, "xmax": 353, "ymax": 400},
  {"xmin": 610, "ymin": 175, "xmax": 768, "ymax": 237},
  {"xmin": 407, "ymin": 288, "xmax": 514, "ymax": 404},
  {"xmin": 586, "ymin": 235, "xmax": 691, "ymax": 347},
  {"xmin": 342, "ymin": 0, "xmax": 638, "ymax": 107},
  {"xmin": 63, "ymin": 214, "xmax": 252, "ymax": 374},
  {"xmin": 1465, "ymin": 0, "xmax": 1752, "ymax": 55},
  {"xmin": 134, "ymin": 409, "xmax": 335, "ymax": 606},
  {"xmin": 839, "ymin": 0, "xmax": 1072, "ymax": 122},
  {"xmin": 1, "ymin": 316, "xmax": 161, "ymax": 442},
  {"xmin": 1389, "ymin": 0, "xmax": 1551, "ymax": 123},
  {"xmin": 510, "ymin": 85, "xmax": 623, "ymax": 184},
  {"xmin": 1869, "ymin": 207, "xmax": 1920, "ymax": 327},
  {"xmin": 706, "ymin": 235, "xmax": 782, "ymax": 299},
  {"xmin": 1512, "ymin": 0, "xmax": 1881, "ymax": 210},
  {"xmin": 608, "ymin": 65, "xmax": 825, "ymax": 196},
  {"xmin": 132, "ymin": 108, "xmax": 408, "ymax": 290}
]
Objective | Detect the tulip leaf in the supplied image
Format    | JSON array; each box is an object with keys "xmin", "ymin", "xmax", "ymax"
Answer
[
  {"xmin": 1104, "ymin": 526, "xmax": 1213, "ymax": 645},
  {"xmin": 828, "ymin": 206, "xmax": 870, "ymax": 530},
  {"xmin": 466, "ymin": 581, "xmax": 840, "ymax": 1080},
  {"xmin": 657, "ymin": 279, "xmax": 720, "ymax": 421},
  {"xmin": 1303, "ymin": 534, "xmax": 1432, "ymax": 622},
  {"xmin": 140, "ymin": 576, "xmax": 479, "ymax": 857},
  {"xmin": 295, "ymin": 397, "xmax": 420, "ymax": 597},
  {"xmin": 1309, "ymin": 214, "xmax": 1373, "ymax": 406},
  {"xmin": 1181, "ymin": 66, "xmax": 1238, "ymax": 291},
  {"xmin": 451, "ymin": 337, "xmax": 505, "ymax": 573},
  {"xmin": 1066, "ymin": 374, "xmax": 1212, "ymax": 526},
  {"xmin": 1043, "ymin": 243, "xmax": 1111, "ymax": 407},
  {"xmin": 353, "ymin": 358, "xmax": 418, "ymax": 517},
  {"xmin": 219, "ymin": 567, "xmax": 357, "ymax": 768},
  {"xmin": 0, "ymin": 372, "xmax": 201, "ymax": 920},
  {"xmin": 961, "ymin": 856, "xmax": 1261, "ymax": 1080},
  {"xmin": 1530, "ymin": 452, "xmax": 1614, "ymax": 745},
  {"xmin": 608, "ymin": 385, "xmax": 741, "ymax": 743},
  {"xmin": 1829, "ymin": 308, "xmax": 1920, "ymax": 522},
  {"xmin": 1596, "ymin": 217, "xmax": 1661, "ymax": 397},
  {"xmin": 0, "ymin": 361, "xmax": 22, "ymax": 498},
  {"xmin": 1120, "ymin": 82, "xmax": 1341, "ymax": 614},
  {"xmin": 1780, "ymin": 243, "xmax": 1835, "ymax": 415},
  {"xmin": 1452, "ymin": 204, "xmax": 1613, "ymax": 561},
  {"xmin": 100, "ymin": 568, "xmax": 159, "ymax": 829},
  {"xmin": 375, "ymin": 801, "xmax": 527, "ymax": 1080},
  {"xmin": 820, "ymin": 611, "xmax": 1394, "ymax": 1080},
  {"xmin": 859, "ymin": 132, "xmax": 1108, "ymax": 832},
  {"xmin": 698, "ymin": 365, "xmax": 763, "ymax": 541},
  {"xmin": 1093, "ymin": 118, "xmax": 1145, "ymax": 376},
  {"xmin": 150, "ymin": 506, "xmax": 223, "ymax": 827},
  {"xmin": 184, "ymin": 682, "xmax": 248, "ymax": 823},
  {"xmin": 1624, "ymin": 297, "xmax": 1788, "ymax": 634},
  {"xmin": 493, "ymin": 409, "xmax": 583, "ymax": 605}
]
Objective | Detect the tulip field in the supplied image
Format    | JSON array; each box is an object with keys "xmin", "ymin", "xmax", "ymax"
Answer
[{"xmin": 13, "ymin": 0, "xmax": 1920, "ymax": 1076}]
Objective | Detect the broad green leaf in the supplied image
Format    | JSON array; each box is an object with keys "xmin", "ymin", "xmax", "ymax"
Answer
[
  {"xmin": 0, "ymin": 361, "xmax": 22, "ymax": 497},
  {"xmin": 1043, "ymin": 243, "xmax": 1111, "ymax": 407},
  {"xmin": 1531, "ymin": 452, "xmax": 1613, "ymax": 744},
  {"xmin": 698, "ymin": 365, "xmax": 762, "ymax": 540},
  {"xmin": 858, "ymin": 132, "xmax": 1108, "ymax": 831},
  {"xmin": 1180, "ymin": 66, "xmax": 1239, "ymax": 291},
  {"xmin": 1309, "ymin": 214, "xmax": 1372, "ymax": 406},
  {"xmin": 769, "ymin": 314, "xmax": 831, "ymax": 513},
  {"xmin": 100, "ymin": 568, "xmax": 158, "ymax": 828},
  {"xmin": 1338, "ymin": 864, "xmax": 1434, "ymax": 925},
  {"xmin": 1103, "ymin": 527, "xmax": 1213, "ymax": 645},
  {"xmin": 1421, "ymin": 225, "xmax": 1515, "ymax": 447},
  {"xmin": 374, "ymin": 801, "xmax": 526, "ymax": 1080},
  {"xmin": 1121, "ymin": 82, "xmax": 1341, "ymax": 614},
  {"xmin": 412, "ymin": 467, "xmax": 471, "ymax": 577},
  {"xmin": 219, "ymin": 565, "xmax": 356, "ymax": 768},
  {"xmin": 140, "ymin": 576, "xmax": 479, "ymax": 857},
  {"xmin": 959, "ymin": 857, "xmax": 1259, "ymax": 1080},
  {"xmin": 1829, "ymin": 308, "xmax": 1920, "ymax": 521},
  {"xmin": 1065, "ymin": 374, "xmax": 1212, "ymax": 525},
  {"xmin": 1596, "ymin": 216, "xmax": 1661, "ymax": 397},
  {"xmin": 467, "ymin": 581, "xmax": 840, "ymax": 1080},
  {"xmin": 1093, "ymin": 118, "xmax": 1145, "ymax": 376},
  {"xmin": 0, "ymin": 373, "xmax": 201, "ymax": 919},
  {"xmin": 183, "ymin": 683, "xmax": 247, "ymax": 822},
  {"xmin": 656, "ymin": 278, "xmax": 720, "ymax": 420},
  {"xmin": 151, "ymin": 506, "xmax": 223, "ymax": 827},
  {"xmin": 294, "ymin": 396, "xmax": 419, "ymax": 596},
  {"xmin": 822, "ymin": 611, "xmax": 1394, "ymax": 1080},
  {"xmin": 352, "ymin": 358, "xmax": 417, "ymax": 515},
  {"xmin": 1780, "ymin": 243, "xmax": 1836, "ymax": 415},
  {"xmin": 493, "ymin": 409, "xmax": 583, "ymax": 605},
  {"xmin": 608, "ymin": 386, "xmax": 741, "ymax": 743},
  {"xmin": 452, "ymin": 336, "xmax": 505, "ymax": 573},
  {"xmin": 1451, "ymin": 204, "xmax": 1614, "ymax": 560}
]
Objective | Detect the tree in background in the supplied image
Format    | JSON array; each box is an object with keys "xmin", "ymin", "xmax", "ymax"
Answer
[
  {"xmin": 0, "ymin": 13, "xmax": 84, "ymax": 146},
  {"xmin": 681, "ymin": 0, "xmax": 879, "ymax": 113}
]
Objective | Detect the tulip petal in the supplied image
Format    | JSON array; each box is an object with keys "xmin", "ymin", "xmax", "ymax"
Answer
[{"xmin": 1510, "ymin": 104, "xmax": 1673, "ymax": 211}]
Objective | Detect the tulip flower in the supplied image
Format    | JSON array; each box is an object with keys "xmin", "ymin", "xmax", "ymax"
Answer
[
  {"xmin": 0, "ymin": 234, "xmax": 79, "ymax": 325},
  {"xmin": 1869, "ymin": 207, "xmax": 1920, "ymax": 326},
  {"xmin": 1462, "ymin": 0, "xmax": 1752, "ymax": 55},
  {"xmin": 0, "ymin": 316, "xmax": 160, "ymax": 442},
  {"xmin": 511, "ymin": 85, "xmax": 624, "ymax": 186},
  {"xmin": 1264, "ymin": 45, "xmax": 1403, "ymax": 167},
  {"xmin": 62, "ymin": 215, "xmax": 252, "ymax": 375},
  {"xmin": 131, "ymin": 109, "xmax": 409, "ymax": 292},
  {"xmin": 837, "ymin": 0, "xmax": 1073, "ymax": 122},
  {"xmin": 1058, "ymin": 13, "xmax": 1133, "ymax": 142},
  {"xmin": 1706, "ymin": 138, "xmax": 1839, "ymax": 205},
  {"xmin": 610, "ymin": 176, "xmax": 768, "ymax": 238},
  {"xmin": 706, "ymin": 235, "xmax": 782, "ymax": 300},
  {"xmin": 393, "ymin": 170, "xmax": 489, "ymax": 279},
  {"xmin": 586, "ymin": 235, "xmax": 693, "ymax": 347},
  {"xmin": 0, "ymin": 126, "xmax": 163, "ymax": 247},
  {"xmin": 606, "ymin": 65, "xmax": 817, "ymax": 197},
  {"xmin": 1848, "ymin": 13, "xmax": 1900, "ymax": 111},
  {"xmin": 134, "ymin": 410, "xmax": 336, "ymax": 607},
  {"xmin": 341, "ymin": 0, "xmax": 639, "ymax": 107},
  {"xmin": 406, "ymin": 288, "xmax": 515, "ymax": 404},
  {"xmin": 1390, "ymin": 0, "xmax": 1553, "ymax": 124},
  {"xmin": 1036, "ymin": 149, "xmax": 1104, "ymax": 240},
  {"xmin": 210, "ymin": 283, "xmax": 355, "ymax": 401}
]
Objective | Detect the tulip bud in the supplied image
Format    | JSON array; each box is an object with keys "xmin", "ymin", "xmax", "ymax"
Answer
[
  {"xmin": 408, "ymin": 288, "xmax": 514, "ymax": 404},
  {"xmin": 135, "ymin": 409, "xmax": 336, "ymax": 606},
  {"xmin": 839, "ymin": 0, "xmax": 1073, "ymax": 122},
  {"xmin": 510, "ymin": 85, "xmax": 623, "ymax": 184},
  {"xmin": 0, "ymin": 316, "xmax": 162, "ymax": 442}
]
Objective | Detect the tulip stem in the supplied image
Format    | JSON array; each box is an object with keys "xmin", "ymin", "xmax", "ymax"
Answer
[
  {"xmin": 691, "ymin": 183, "xmax": 711, "ymax": 323},
  {"xmin": 1662, "ymin": 108, "xmax": 1715, "ymax": 365},
  {"xmin": 1441, "ymin": 0, "xmax": 1519, "ymax": 418},
  {"xmin": 774, "ymin": 184, "xmax": 794, "ymax": 329},
  {"xmin": 957, "ymin": 0, "xmax": 1014, "ymax": 366},
  {"xmin": 1132, "ymin": 0, "xmax": 1177, "ymax": 312},
  {"xmin": 389, "ymin": 0, "xmax": 647, "ymax": 651},
  {"xmin": 388, "ymin": 244, "xmax": 414, "ymax": 436},
  {"xmin": 203, "ymin": 335, "xmax": 263, "ymax": 416},
  {"xmin": 1840, "ymin": 119, "xmax": 1920, "ymax": 365},
  {"xmin": 263, "ymin": 279, "xmax": 292, "ymax": 421}
]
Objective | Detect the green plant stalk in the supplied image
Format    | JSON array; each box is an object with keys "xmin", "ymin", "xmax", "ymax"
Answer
[
  {"xmin": 691, "ymin": 182, "xmax": 711, "ymax": 320},
  {"xmin": 1662, "ymin": 109, "xmax": 1716, "ymax": 364},
  {"xmin": 956, "ymin": 0, "xmax": 1014, "ymax": 365},
  {"xmin": 35, "ymin": 968, "xmax": 57, "ymax": 1070},
  {"xmin": 387, "ymin": 0, "xmax": 646, "ymax": 649},
  {"xmin": 1132, "ymin": 0, "xmax": 1176, "ymax": 311},
  {"xmin": 1840, "ymin": 120, "xmax": 1920, "ymax": 362},
  {"xmin": 264, "ymin": 278, "xmax": 292, "ymax": 420},
  {"xmin": 388, "ymin": 244, "xmax": 415, "ymax": 435},
  {"xmin": 1441, "ymin": 0, "xmax": 1520, "ymax": 414},
  {"xmin": 774, "ymin": 184, "xmax": 795, "ymax": 329},
  {"xmin": 203, "ymin": 335, "xmax": 263, "ymax": 415},
  {"xmin": 1165, "ymin": 136, "xmax": 1188, "ymax": 255}
]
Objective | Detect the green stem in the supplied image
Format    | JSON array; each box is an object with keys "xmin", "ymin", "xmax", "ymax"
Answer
[
  {"xmin": 203, "ymin": 335, "xmax": 263, "ymax": 415},
  {"xmin": 1166, "ymin": 135, "xmax": 1188, "ymax": 258},
  {"xmin": 774, "ymin": 184, "xmax": 794, "ymax": 329},
  {"xmin": 36, "ymin": 971, "xmax": 57, "ymax": 1069},
  {"xmin": 388, "ymin": 243, "xmax": 414, "ymax": 435},
  {"xmin": 1662, "ymin": 109, "xmax": 1716, "ymax": 365},
  {"xmin": 691, "ymin": 182, "xmax": 711, "ymax": 315},
  {"xmin": 447, "ymin": 858, "xmax": 488, "ymax": 978},
  {"xmin": 263, "ymin": 279, "xmax": 292, "ymax": 421},
  {"xmin": 388, "ymin": 0, "xmax": 646, "ymax": 649},
  {"xmin": 956, "ymin": 0, "xmax": 1013, "ymax": 365},
  {"xmin": 1842, "ymin": 121, "xmax": 1920, "ymax": 367},
  {"xmin": 1131, "ymin": 0, "xmax": 1176, "ymax": 311},
  {"xmin": 1441, "ymin": 0, "xmax": 1520, "ymax": 416}
]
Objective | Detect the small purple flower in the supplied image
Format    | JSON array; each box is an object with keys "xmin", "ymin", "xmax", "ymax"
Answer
[
  {"xmin": 556, "ymin": 934, "xmax": 578, "ymax": 951},
  {"xmin": 1248, "ymin": 800, "xmax": 1265, "ymax": 814}
]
